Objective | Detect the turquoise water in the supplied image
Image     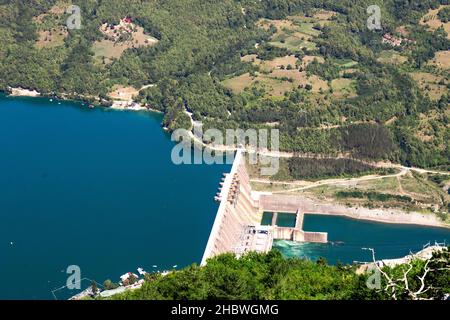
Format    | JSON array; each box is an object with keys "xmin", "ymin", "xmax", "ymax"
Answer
[
  {"xmin": 0, "ymin": 95, "xmax": 229, "ymax": 299},
  {"xmin": 261, "ymin": 212, "xmax": 297, "ymax": 227},
  {"xmin": 273, "ymin": 214, "xmax": 450, "ymax": 264},
  {"xmin": 276, "ymin": 213, "xmax": 296, "ymax": 228},
  {"xmin": 261, "ymin": 212, "xmax": 273, "ymax": 226},
  {"xmin": 1, "ymin": 96, "xmax": 449, "ymax": 299}
]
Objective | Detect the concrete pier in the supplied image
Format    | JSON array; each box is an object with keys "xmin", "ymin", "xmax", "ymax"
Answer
[
  {"xmin": 295, "ymin": 210, "xmax": 303, "ymax": 230},
  {"xmin": 271, "ymin": 210, "xmax": 327, "ymax": 243},
  {"xmin": 271, "ymin": 212, "xmax": 278, "ymax": 227}
]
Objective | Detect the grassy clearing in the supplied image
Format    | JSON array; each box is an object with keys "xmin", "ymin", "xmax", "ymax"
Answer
[
  {"xmin": 250, "ymin": 181, "xmax": 303, "ymax": 193},
  {"xmin": 258, "ymin": 12, "xmax": 332, "ymax": 52},
  {"xmin": 428, "ymin": 50, "xmax": 450, "ymax": 70},
  {"xmin": 352, "ymin": 177, "xmax": 400, "ymax": 194},
  {"xmin": 420, "ymin": 5, "xmax": 450, "ymax": 39},
  {"xmin": 331, "ymin": 78, "xmax": 357, "ymax": 98},
  {"xmin": 268, "ymin": 35, "xmax": 317, "ymax": 51},
  {"xmin": 312, "ymin": 10, "xmax": 337, "ymax": 23},
  {"xmin": 255, "ymin": 77, "xmax": 297, "ymax": 97},
  {"xmin": 246, "ymin": 157, "xmax": 293, "ymax": 182},
  {"xmin": 225, "ymin": 54, "xmax": 329, "ymax": 96},
  {"xmin": 93, "ymin": 25, "xmax": 158, "ymax": 64},
  {"xmin": 92, "ymin": 40, "xmax": 125, "ymax": 64},
  {"xmin": 305, "ymin": 184, "xmax": 342, "ymax": 199},
  {"xmin": 240, "ymin": 54, "xmax": 260, "ymax": 64},
  {"xmin": 412, "ymin": 110, "xmax": 449, "ymax": 152},
  {"xmin": 400, "ymin": 175, "xmax": 436, "ymax": 201},
  {"xmin": 300, "ymin": 55, "xmax": 325, "ymax": 68},
  {"xmin": 33, "ymin": 1, "xmax": 70, "ymax": 49},
  {"xmin": 33, "ymin": 1, "xmax": 70, "ymax": 24},
  {"xmin": 108, "ymin": 85, "xmax": 140, "ymax": 101},
  {"xmin": 224, "ymin": 12, "xmax": 339, "ymax": 98},
  {"xmin": 400, "ymin": 171, "xmax": 449, "ymax": 210},
  {"xmin": 36, "ymin": 27, "xmax": 68, "ymax": 48},
  {"xmin": 222, "ymin": 73, "xmax": 257, "ymax": 94},
  {"xmin": 290, "ymin": 9, "xmax": 336, "ymax": 28},
  {"xmin": 270, "ymin": 69, "xmax": 328, "ymax": 92},
  {"xmin": 410, "ymin": 72, "xmax": 448, "ymax": 100},
  {"xmin": 327, "ymin": 58, "xmax": 359, "ymax": 69},
  {"xmin": 259, "ymin": 55, "xmax": 299, "ymax": 71},
  {"xmin": 377, "ymin": 50, "xmax": 408, "ymax": 65},
  {"xmin": 294, "ymin": 177, "xmax": 442, "ymax": 213}
]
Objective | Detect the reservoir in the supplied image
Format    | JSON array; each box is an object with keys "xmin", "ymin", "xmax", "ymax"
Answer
[
  {"xmin": 0, "ymin": 95, "xmax": 449, "ymax": 299},
  {"xmin": 273, "ymin": 214, "xmax": 449, "ymax": 264},
  {"xmin": 0, "ymin": 95, "xmax": 229, "ymax": 299}
]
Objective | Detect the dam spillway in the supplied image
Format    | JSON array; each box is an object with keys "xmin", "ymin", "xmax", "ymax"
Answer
[
  {"xmin": 201, "ymin": 150, "xmax": 327, "ymax": 265},
  {"xmin": 201, "ymin": 151, "xmax": 262, "ymax": 265}
]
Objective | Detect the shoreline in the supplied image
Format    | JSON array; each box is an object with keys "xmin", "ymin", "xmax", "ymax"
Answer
[
  {"xmin": 257, "ymin": 193, "xmax": 450, "ymax": 230},
  {"xmin": 109, "ymin": 99, "xmax": 163, "ymax": 113},
  {"xmin": 4, "ymin": 88, "xmax": 450, "ymax": 175},
  {"xmin": 7, "ymin": 87, "xmax": 41, "ymax": 97},
  {"xmin": 306, "ymin": 210, "xmax": 450, "ymax": 230},
  {"xmin": 3, "ymin": 89, "xmax": 449, "ymax": 232},
  {"xmin": 355, "ymin": 245, "xmax": 446, "ymax": 273},
  {"xmin": 2, "ymin": 89, "xmax": 163, "ymax": 114}
]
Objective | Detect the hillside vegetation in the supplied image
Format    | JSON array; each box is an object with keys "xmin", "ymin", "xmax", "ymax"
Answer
[
  {"xmin": 0, "ymin": 0, "xmax": 449, "ymax": 169},
  {"xmin": 105, "ymin": 249, "xmax": 450, "ymax": 300}
]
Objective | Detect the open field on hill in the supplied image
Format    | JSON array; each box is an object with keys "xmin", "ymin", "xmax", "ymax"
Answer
[
  {"xmin": 224, "ymin": 52, "xmax": 330, "ymax": 97},
  {"xmin": 257, "ymin": 11, "xmax": 335, "ymax": 52},
  {"xmin": 377, "ymin": 50, "xmax": 408, "ymax": 65},
  {"xmin": 33, "ymin": 1, "xmax": 70, "ymax": 48},
  {"xmin": 93, "ymin": 24, "xmax": 158, "ymax": 64},
  {"xmin": 428, "ymin": 50, "xmax": 450, "ymax": 70},
  {"xmin": 36, "ymin": 26, "xmax": 68, "ymax": 48},
  {"xmin": 330, "ymin": 78, "xmax": 357, "ymax": 98},
  {"xmin": 410, "ymin": 72, "xmax": 449, "ymax": 100},
  {"xmin": 420, "ymin": 5, "xmax": 450, "ymax": 39}
]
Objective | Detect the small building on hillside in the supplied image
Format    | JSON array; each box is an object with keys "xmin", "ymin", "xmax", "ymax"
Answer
[
  {"xmin": 122, "ymin": 17, "xmax": 133, "ymax": 24},
  {"xmin": 382, "ymin": 33, "xmax": 402, "ymax": 46},
  {"xmin": 382, "ymin": 33, "xmax": 415, "ymax": 47},
  {"xmin": 119, "ymin": 272, "xmax": 139, "ymax": 286}
]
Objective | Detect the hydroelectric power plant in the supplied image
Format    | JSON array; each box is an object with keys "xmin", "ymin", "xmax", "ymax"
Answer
[{"xmin": 201, "ymin": 150, "xmax": 328, "ymax": 265}]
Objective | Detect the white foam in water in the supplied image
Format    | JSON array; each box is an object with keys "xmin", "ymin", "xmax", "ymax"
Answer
[{"xmin": 273, "ymin": 240, "xmax": 329, "ymax": 261}]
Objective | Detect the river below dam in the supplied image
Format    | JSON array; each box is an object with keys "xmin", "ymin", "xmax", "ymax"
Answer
[
  {"xmin": 0, "ymin": 95, "xmax": 449, "ymax": 299},
  {"xmin": 273, "ymin": 214, "xmax": 449, "ymax": 264}
]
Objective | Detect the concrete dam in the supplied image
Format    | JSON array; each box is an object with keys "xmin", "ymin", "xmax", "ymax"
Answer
[{"xmin": 201, "ymin": 151, "xmax": 327, "ymax": 265}]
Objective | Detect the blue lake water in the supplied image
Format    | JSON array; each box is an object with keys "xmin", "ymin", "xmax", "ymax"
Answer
[
  {"xmin": 0, "ymin": 95, "xmax": 449, "ymax": 299},
  {"xmin": 274, "ymin": 214, "xmax": 450, "ymax": 264},
  {"xmin": 0, "ymin": 95, "xmax": 229, "ymax": 299}
]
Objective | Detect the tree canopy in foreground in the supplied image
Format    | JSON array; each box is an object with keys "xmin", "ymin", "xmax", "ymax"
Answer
[{"xmin": 106, "ymin": 248, "xmax": 449, "ymax": 300}]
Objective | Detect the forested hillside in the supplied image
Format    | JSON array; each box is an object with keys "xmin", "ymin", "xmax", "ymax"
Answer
[
  {"xmin": 0, "ymin": 0, "xmax": 449, "ymax": 168},
  {"xmin": 105, "ymin": 249, "xmax": 450, "ymax": 300}
]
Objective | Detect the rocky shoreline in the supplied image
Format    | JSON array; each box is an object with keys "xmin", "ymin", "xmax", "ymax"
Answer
[{"xmin": 4, "ymin": 87, "xmax": 162, "ymax": 114}]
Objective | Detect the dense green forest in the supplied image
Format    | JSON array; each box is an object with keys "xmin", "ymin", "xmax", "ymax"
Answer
[
  {"xmin": 336, "ymin": 190, "xmax": 413, "ymax": 203},
  {"xmin": 287, "ymin": 157, "xmax": 395, "ymax": 180},
  {"xmin": 439, "ymin": 6, "xmax": 450, "ymax": 22},
  {"xmin": 105, "ymin": 248, "xmax": 450, "ymax": 300},
  {"xmin": 0, "ymin": 0, "xmax": 449, "ymax": 168}
]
